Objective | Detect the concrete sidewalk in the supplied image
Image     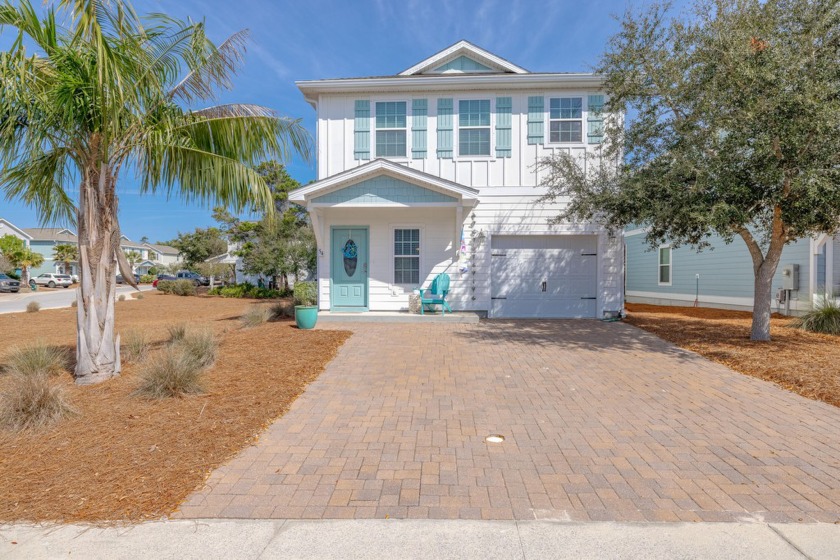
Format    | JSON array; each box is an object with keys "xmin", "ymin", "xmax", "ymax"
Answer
[{"xmin": 1, "ymin": 520, "xmax": 838, "ymax": 559}]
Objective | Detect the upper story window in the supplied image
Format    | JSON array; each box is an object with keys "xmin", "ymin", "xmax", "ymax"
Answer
[
  {"xmin": 375, "ymin": 101, "xmax": 406, "ymax": 157},
  {"xmin": 549, "ymin": 97, "xmax": 583, "ymax": 143},
  {"xmin": 458, "ymin": 99, "xmax": 490, "ymax": 156}
]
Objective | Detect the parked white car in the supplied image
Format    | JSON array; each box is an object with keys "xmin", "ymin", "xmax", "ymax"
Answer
[{"xmin": 32, "ymin": 273, "xmax": 73, "ymax": 288}]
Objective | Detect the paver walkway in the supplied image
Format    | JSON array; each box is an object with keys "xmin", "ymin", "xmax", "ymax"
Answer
[{"xmin": 177, "ymin": 320, "xmax": 840, "ymax": 522}]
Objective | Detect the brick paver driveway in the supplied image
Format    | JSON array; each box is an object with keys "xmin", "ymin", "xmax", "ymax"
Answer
[{"xmin": 178, "ymin": 320, "xmax": 840, "ymax": 522}]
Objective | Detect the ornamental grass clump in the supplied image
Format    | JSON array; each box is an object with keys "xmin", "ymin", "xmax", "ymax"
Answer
[
  {"xmin": 167, "ymin": 323, "xmax": 187, "ymax": 343},
  {"xmin": 26, "ymin": 301, "xmax": 40, "ymax": 313},
  {"xmin": 4, "ymin": 343, "xmax": 70, "ymax": 377},
  {"xmin": 134, "ymin": 347, "xmax": 205, "ymax": 399},
  {"xmin": 0, "ymin": 374, "xmax": 77, "ymax": 431},
  {"xmin": 176, "ymin": 328, "xmax": 217, "ymax": 368},
  {"xmin": 241, "ymin": 305, "xmax": 271, "ymax": 328},
  {"xmin": 792, "ymin": 298, "xmax": 840, "ymax": 335},
  {"xmin": 122, "ymin": 330, "xmax": 151, "ymax": 364}
]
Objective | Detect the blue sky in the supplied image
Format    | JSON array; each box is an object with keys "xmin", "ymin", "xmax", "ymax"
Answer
[{"xmin": 1, "ymin": 0, "xmax": 681, "ymax": 243}]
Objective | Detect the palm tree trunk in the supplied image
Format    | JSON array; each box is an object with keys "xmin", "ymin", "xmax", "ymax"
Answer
[{"xmin": 74, "ymin": 161, "xmax": 127, "ymax": 385}]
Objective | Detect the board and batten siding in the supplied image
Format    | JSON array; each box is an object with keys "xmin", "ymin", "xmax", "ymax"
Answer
[
  {"xmin": 625, "ymin": 232, "xmax": 815, "ymax": 311},
  {"xmin": 316, "ymin": 91, "xmax": 598, "ymax": 186}
]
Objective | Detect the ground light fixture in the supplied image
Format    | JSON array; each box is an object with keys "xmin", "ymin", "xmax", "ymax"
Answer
[{"xmin": 485, "ymin": 434, "xmax": 505, "ymax": 443}]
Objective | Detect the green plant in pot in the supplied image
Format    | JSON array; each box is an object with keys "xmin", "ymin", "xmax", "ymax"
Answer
[{"xmin": 293, "ymin": 281, "xmax": 318, "ymax": 329}]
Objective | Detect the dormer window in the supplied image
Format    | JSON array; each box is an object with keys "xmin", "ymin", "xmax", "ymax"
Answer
[
  {"xmin": 375, "ymin": 101, "xmax": 407, "ymax": 157},
  {"xmin": 549, "ymin": 97, "xmax": 583, "ymax": 143},
  {"xmin": 458, "ymin": 99, "xmax": 490, "ymax": 156}
]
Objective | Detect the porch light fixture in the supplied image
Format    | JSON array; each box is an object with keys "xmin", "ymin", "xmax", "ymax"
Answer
[{"xmin": 485, "ymin": 434, "xmax": 505, "ymax": 444}]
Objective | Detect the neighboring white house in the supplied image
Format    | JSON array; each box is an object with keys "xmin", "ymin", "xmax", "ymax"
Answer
[
  {"xmin": 289, "ymin": 41, "xmax": 624, "ymax": 318},
  {"xmin": 0, "ymin": 218, "xmax": 32, "ymax": 247}
]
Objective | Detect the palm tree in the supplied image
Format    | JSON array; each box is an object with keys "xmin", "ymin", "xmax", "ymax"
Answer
[
  {"xmin": 10, "ymin": 248, "xmax": 44, "ymax": 286},
  {"xmin": 53, "ymin": 243, "xmax": 78, "ymax": 275},
  {"xmin": 0, "ymin": 1, "xmax": 310, "ymax": 384}
]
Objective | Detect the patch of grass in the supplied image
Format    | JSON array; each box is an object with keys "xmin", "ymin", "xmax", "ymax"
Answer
[
  {"xmin": 4, "ymin": 343, "xmax": 69, "ymax": 377},
  {"xmin": 0, "ymin": 374, "xmax": 77, "ymax": 431},
  {"xmin": 134, "ymin": 347, "xmax": 205, "ymax": 399},
  {"xmin": 134, "ymin": 293, "xmax": 144, "ymax": 300},
  {"xmin": 241, "ymin": 306, "xmax": 272, "ymax": 328},
  {"xmin": 118, "ymin": 294, "xmax": 126, "ymax": 302},
  {"xmin": 122, "ymin": 330, "xmax": 150, "ymax": 364},
  {"xmin": 26, "ymin": 301, "xmax": 40, "ymax": 313},
  {"xmin": 792, "ymin": 298, "xmax": 840, "ymax": 335},
  {"xmin": 175, "ymin": 328, "xmax": 217, "ymax": 368},
  {"xmin": 70, "ymin": 300, "xmax": 78, "ymax": 308},
  {"xmin": 167, "ymin": 323, "xmax": 187, "ymax": 343}
]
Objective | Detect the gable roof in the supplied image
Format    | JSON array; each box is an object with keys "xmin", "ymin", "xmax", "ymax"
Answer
[
  {"xmin": 399, "ymin": 41, "xmax": 528, "ymax": 76},
  {"xmin": 289, "ymin": 159, "xmax": 479, "ymax": 205},
  {"xmin": 0, "ymin": 218, "xmax": 33, "ymax": 240},
  {"xmin": 143, "ymin": 242, "xmax": 179, "ymax": 255},
  {"xmin": 23, "ymin": 227, "xmax": 77, "ymax": 243}
]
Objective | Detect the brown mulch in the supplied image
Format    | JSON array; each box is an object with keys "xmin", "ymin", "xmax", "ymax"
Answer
[
  {"xmin": 625, "ymin": 303, "xmax": 840, "ymax": 408},
  {"xmin": 0, "ymin": 293, "xmax": 350, "ymax": 523}
]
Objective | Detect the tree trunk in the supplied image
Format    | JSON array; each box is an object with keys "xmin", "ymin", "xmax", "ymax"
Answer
[
  {"xmin": 751, "ymin": 258, "xmax": 779, "ymax": 341},
  {"xmin": 74, "ymin": 161, "xmax": 134, "ymax": 385}
]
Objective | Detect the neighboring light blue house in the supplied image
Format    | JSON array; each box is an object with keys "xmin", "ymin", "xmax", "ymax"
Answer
[{"xmin": 625, "ymin": 227, "xmax": 838, "ymax": 314}]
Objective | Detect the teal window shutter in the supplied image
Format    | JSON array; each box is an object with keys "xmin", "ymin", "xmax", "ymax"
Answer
[
  {"xmin": 354, "ymin": 100, "xmax": 370, "ymax": 160},
  {"xmin": 495, "ymin": 96, "xmax": 512, "ymax": 158},
  {"xmin": 587, "ymin": 94, "xmax": 605, "ymax": 144},
  {"xmin": 412, "ymin": 99, "xmax": 428, "ymax": 159},
  {"xmin": 436, "ymin": 98, "xmax": 453, "ymax": 159},
  {"xmin": 527, "ymin": 96, "xmax": 544, "ymax": 145}
]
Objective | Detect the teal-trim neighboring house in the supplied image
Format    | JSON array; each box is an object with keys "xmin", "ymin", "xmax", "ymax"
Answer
[
  {"xmin": 625, "ymin": 227, "xmax": 839, "ymax": 314},
  {"xmin": 23, "ymin": 227, "xmax": 80, "ymax": 277}
]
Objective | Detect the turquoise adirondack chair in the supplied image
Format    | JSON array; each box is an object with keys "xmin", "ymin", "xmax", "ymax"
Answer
[{"xmin": 419, "ymin": 273, "xmax": 452, "ymax": 315}]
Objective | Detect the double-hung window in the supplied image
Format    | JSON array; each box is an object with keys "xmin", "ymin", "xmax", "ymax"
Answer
[
  {"xmin": 394, "ymin": 229, "xmax": 420, "ymax": 284},
  {"xmin": 549, "ymin": 97, "xmax": 583, "ymax": 142},
  {"xmin": 658, "ymin": 246, "xmax": 672, "ymax": 285},
  {"xmin": 375, "ymin": 101, "xmax": 407, "ymax": 157},
  {"xmin": 458, "ymin": 99, "xmax": 490, "ymax": 156}
]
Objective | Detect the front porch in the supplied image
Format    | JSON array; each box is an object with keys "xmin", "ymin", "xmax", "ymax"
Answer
[{"xmin": 316, "ymin": 310, "xmax": 483, "ymax": 323}]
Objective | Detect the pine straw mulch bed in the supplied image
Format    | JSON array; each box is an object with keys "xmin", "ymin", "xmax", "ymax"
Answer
[
  {"xmin": 0, "ymin": 293, "xmax": 350, "ymax": 523},
  {"xmin": 624, "ymin": 303, "xmax": 840, "ymax": 408}
]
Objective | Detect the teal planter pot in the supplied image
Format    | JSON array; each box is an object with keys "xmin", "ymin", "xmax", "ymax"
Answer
[{"xmin": 295, "ymin": 305, "xmax": 318, "ymax": 330}]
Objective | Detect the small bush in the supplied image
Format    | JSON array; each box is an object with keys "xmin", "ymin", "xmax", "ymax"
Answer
[
  {"xmin": 70, "ymin": 300, "xmax": 78, "ymax": 308},
  {"xmin": 134, "ymin": 293, "xmax": 144, "ymax": 300},
  {"xmin": 157, "ymin": 279, "xmax": 196, "ymax": 296},
  {"xmin": 4, "ymin": 343, "xmax": 69, "ymax": 377},
  {"xmin": 792, "ymin": 298, "xmax": 840, "ymax": 335},
  {"xmin": 208, "ymin": 283, "xmax": 289, "ymax": 300},
  {"xmin": 175, "ymin": 329, "xmax": 217, "ymax": 368},
  {"xmin": 0, "ymin": 374, "xmax": 77, "ymax": 431},
  {"xmin": 167, "ymin": 323, "xmax": 187, "ymax": 342},
  {"xmin": 26, "ymin": 301, "xmax": 40, "ymax": 313},
  {"xmin": 118, "ymin": 294, "xmax": 126, "ymax": 302},
  {"xmin": 122, "ymin": 330, "xmax": 150, "ymax": 363},
  {"xmin": 270, "ymin": 301, "xmax": 292, "ymax": 320},
  {"xmin": 241, "ymin": 306, "xmax": 272, "ymax": 328},
  {"xmin": 134, "ymin": 347, "xmax": 205, "ymax": 399},
  {"xmin": 139, "ymin": 274, "xmax": 154, "ymax": 283},
  {"xmin": 294, "ymin": 281, "xmax": 317, "ymax": 306}
]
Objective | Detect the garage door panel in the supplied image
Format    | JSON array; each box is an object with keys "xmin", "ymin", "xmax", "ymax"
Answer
[{"xmin": 490, "ymin": 235, "xmax": 598, "ymax": 318}]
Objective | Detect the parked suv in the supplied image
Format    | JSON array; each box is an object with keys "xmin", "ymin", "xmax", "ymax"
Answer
[
  {"xmin": 32, "ymin": 273, "xmax": 73, "ymax": 288},
  {"xmin": 176, "ymin": 271, "xmax": 208, "ymax": 286},
  {"xmin": 0, "ymin": 273, "xmax": 21, "ymax": 293}
]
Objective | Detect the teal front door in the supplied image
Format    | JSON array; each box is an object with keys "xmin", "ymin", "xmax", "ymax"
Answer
[{"xmin": 331, "ymin": 227, "xmax": 368, "ymax": 310}]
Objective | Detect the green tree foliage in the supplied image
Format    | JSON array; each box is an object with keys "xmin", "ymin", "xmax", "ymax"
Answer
[
  {"xmin": 52, "ymin": 243, "xmax": 78, "ymax": 274},
  {"xmin": 0, "ymin": 234, "xmax": 25, "ymax": 274},
  {"xmin": 9, "ymin": 248, "xmax": 44, "ymax": 285},
  {"xmin": 539, "ymin": 0, "xmax": 840, "ymax": 341},
  {"xmin": 213, "ymin": 162, "xmax": 316, "ymax": 288},
  {"xmin": 124, "ymin": 250, "xmax": 142, "ymax": 270},
  {"xmin": 166, "ymin": 228, "xmax": 228, "ymax": 268},
  {"xmin": 0, "ymin": 0, "xmax": 310, "ymax": 383}
]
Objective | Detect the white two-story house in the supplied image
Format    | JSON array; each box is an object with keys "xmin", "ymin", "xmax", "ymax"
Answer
[{"xmin": 289, "ymin": 41, "xmax": 624, "ymax": 318}]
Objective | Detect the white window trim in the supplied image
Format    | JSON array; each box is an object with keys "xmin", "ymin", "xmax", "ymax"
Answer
[
  {"xmin": 373, "ymin": 100, "xmax": 411, "ymax": 160},
  {"xmin": 454, "ymin": 96, "xmax": 495, "ymax": 161},
  {"xmin": 547, "ymin": 95, "xmax": 585, "ymax": 145},
  {"xmin": 658, "ymin": 245, "xmax": 672, "ymax": 286},
  {"xmin": 391, "ymin": 224, "xmax": 424, "ymax": 287}
]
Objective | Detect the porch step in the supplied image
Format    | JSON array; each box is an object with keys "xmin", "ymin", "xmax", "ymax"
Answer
[{"xmin": 317, "ymin": 311, "xmax": 482, "ymax": 324}]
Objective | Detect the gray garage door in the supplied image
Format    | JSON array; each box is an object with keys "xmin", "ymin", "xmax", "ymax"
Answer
[{"xmin": 490, "ymin": 235, "xmax": 598, "ymax": 318}]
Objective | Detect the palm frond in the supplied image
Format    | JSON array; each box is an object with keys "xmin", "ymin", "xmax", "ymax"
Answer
[
  {"xmin": 1, "ymin": 147, "xmax": 76, "ymax": 227},
  {"xmin": 169, "ymin": 28, "xmax": 249, "ymax": 104},
  {"xmin": 0, "ymin": 0, "xmax": 59, "ymax": 54}
]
